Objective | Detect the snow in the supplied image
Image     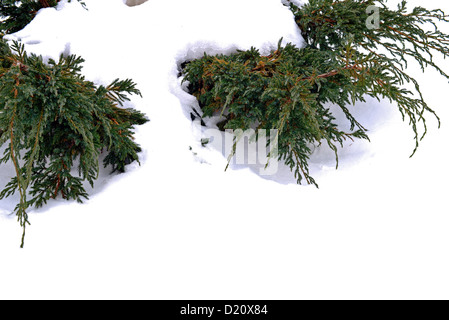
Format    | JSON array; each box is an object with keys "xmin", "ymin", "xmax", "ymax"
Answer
[{"xmin": 0, "ymin": 0, "xmax": 449, "ymax": 299}]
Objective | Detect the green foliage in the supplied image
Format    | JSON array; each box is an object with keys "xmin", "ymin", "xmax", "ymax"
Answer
[
  {"xmin": 182, "ymin": 0, "xmax": 449, "ymax": 187},
  {"xmin": 0, "ymin": 38, "xmax": 148, "ymax": 247},
  {"xmin": 0, "ymin": 0, "xmax": 85, "ymax": 34}
]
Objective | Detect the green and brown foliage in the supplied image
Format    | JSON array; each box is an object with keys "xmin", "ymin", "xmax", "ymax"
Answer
[
  {"xmin": 0, "ymin": 0, "xmax": 85, "ymax": 34},
  {"xmin": 0, "ymin": 39, "xmax": 148, "ymax": 247},
  {"xmin": 182, "ymin": 0, "xmax": 449, "ymax": 186}
]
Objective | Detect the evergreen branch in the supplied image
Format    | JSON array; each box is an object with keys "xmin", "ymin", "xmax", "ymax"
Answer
[
  {"xmin": 0, "ymin": 0, "xmax": 86, "ymax": 34},
  {"xmin": 182, "ymin": 0, "xmax": 449, "ymax": 187},
  {"xmin": 0, "ymin": 36, "xmax": 148, "ymax": 247},
  {"xmin": 8, "ymin": 104, "xmax": 29, "ymax": 248}
]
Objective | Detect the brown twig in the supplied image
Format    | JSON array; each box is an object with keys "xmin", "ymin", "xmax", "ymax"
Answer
[{"xmin": 301, "ymin": 64, "xmax": 363, "ymax": 81}]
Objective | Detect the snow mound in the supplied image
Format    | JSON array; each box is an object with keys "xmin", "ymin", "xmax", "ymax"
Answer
[{"xmin": 1, "ymin": 0, "xmax": 448, "ymax": 300}]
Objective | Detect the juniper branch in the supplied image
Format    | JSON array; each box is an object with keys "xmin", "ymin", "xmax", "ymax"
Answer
[
  {"xmin": 182, "ymin": 0, "xmax": 449, "ymax": 186},
  {"xmin": 0, "ymin": 37, "xmax": 148, "ymax": 247}
]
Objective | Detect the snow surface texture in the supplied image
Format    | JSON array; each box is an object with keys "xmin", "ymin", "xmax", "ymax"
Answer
[{"xmin": 0, "ymin": 0, "xmax": 448, "ymax": 299}]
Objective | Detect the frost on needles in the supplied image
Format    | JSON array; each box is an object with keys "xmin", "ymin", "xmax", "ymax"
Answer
[
  {"xmin": 182, "ymin": 0, "xmax": 449, "ymax": 187},
  {"xmin": 0, "ymin": 38, "xmax": 148, "ymax": 248}
]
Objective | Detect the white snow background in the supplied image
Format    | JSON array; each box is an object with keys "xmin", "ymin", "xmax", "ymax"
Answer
[{"xmin": 0, "ymin": 0, "xmax": 448, "ymax": 299}]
